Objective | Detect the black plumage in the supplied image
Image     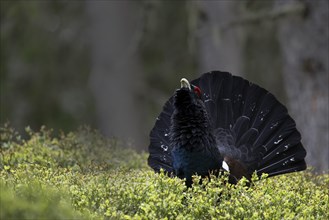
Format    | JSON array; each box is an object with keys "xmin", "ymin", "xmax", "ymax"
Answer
[{"xmin": 148, "ymin": 71, "xmax": 307, "ymax": 186}]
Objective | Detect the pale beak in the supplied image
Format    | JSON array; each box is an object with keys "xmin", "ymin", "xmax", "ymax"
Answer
[{"xmin": 180, "ymin": 78, "xmax": 191, "ymax": 90}]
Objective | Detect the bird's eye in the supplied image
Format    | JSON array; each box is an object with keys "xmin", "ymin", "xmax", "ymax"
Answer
[{"xmin": 193, "ymin": 86, "xmax": 202, "ymax": 98}]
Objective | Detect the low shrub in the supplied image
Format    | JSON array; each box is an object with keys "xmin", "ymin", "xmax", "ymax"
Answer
[{"xmin": 0, "ymin": 124, "xmax": 328, "ymax": 219}]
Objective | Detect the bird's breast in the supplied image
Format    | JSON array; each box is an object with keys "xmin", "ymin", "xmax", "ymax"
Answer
[{"xmin": 171, "ymin": 146, "xmax": 221, "ymax": 179}]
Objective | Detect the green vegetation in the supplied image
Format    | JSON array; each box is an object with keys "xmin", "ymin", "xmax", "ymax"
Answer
[{"xmin": 0, "ymin": 124, "xmax": 328, "ymax": 219}]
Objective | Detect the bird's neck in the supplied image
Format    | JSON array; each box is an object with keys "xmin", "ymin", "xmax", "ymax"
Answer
[{"xmin": 170, "ymin": 104, "xmax": 216, "ymax": 151}]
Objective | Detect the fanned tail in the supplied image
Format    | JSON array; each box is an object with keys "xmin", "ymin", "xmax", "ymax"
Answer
[{"xmin": 193, "ymin": 71, "xmax": 307, "ymax": 177}]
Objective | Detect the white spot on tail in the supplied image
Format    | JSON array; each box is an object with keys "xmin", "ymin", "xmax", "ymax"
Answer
[
  {"xmin": 222, "ymin": 161, "xmax": 230, "ymax": 172},
  {"xmin": 274, "ymin": 138, "xmax": 283, "ymax": 145},
  {"xmin": 270, "ymin": 122, "xmax": 279, "ymax": 129},
  {"xmin": 160, "ymin": 144, "xmax": 168, "ymax": 151}
]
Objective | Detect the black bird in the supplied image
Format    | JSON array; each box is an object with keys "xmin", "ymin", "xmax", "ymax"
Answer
[{"xmin": 148, "ymin": 71, "xmax": 307, "ymax": 186}]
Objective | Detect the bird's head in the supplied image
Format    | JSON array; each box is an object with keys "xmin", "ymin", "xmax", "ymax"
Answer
[
  {"xmin": 180, "ymin": 78, "xmax": 202, "ymax": 97},
  {"xmin": 173, "ymin": 78, "xmax": 203, "ymax": 109}
]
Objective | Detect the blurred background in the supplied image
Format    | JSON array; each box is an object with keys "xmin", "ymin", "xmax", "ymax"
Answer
[{"xmin": 0, "ymin": 0, "xmax": 328, "ymax": 172}]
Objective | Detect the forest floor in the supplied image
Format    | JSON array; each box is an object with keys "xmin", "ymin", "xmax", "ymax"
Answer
[{"xmin": 1, "ymin": 124, "xmax": 328, "ymax": 219}]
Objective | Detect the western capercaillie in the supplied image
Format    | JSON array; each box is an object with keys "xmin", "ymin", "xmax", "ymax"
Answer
[{"xmin": 148, "ymin": 71, "xmax": 307, "ymax": 186}]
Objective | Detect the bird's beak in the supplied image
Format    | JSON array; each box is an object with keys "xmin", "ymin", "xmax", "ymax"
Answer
[{"xmin": 180, "ymin": 78, "xmax": 191, "ymax": 90}]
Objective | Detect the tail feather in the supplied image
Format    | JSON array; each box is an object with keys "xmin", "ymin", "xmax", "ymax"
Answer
[
  {"xmin": 253, "ymin": 105, "xmax": 289, "ymax": 148},
  {"xmin": 242, "ymin": 85, "xmax": 268, "ymax": 124},
  {"xmin": 257, "ymin": 144, "xmax": 306, "ymax": 176},
  {"xmin": 259, "ymin": 129, "xmax": 302, "ymax": 167},
  {"xmin": 260, "ymin": 161, "xmax": 307, "ymax": 177},
  {"xmin": 259, "ymin": 117, "xmax": 299, "ymax": 160},
  {"xmin": 249, "ymin": 93, "xmax": 279, "ymax": 130},
  {"xmin": 232, "ymin": 116, "xmax": 250, "ymax": 141},
  {"xmin": 214, "ymin": 73, "xmax": 234, "ymax": 129},
  {"xmin": 237, "ymin": 128, "xmax": 258, "ymax": 147},
  {"xmin": 148, "ymin": 155, "xmax": 173, "ymax": 173},
  {"xmin": 148, "ymin": 98, "xmax": 174, "ymax": 173},
  {"xmin": 194, "ymin": 72, "xmax": 227, "ymax": 128},
  {"xmin": 217, "ymin": 99, "xmax": 234, "ymax": 129},
  {"xmin": 231, "ymin": 76, "xmax": 250, "ymax": 120}
]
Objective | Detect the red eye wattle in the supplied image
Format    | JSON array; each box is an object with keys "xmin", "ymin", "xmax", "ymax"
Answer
[{"xmin": 194, "ymin": 86, "xmax": 202, "ymax": 97}]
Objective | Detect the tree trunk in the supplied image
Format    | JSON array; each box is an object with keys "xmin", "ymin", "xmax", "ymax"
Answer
[
  {"xmin": 276, "ymin": 0, "xmax": 329, "ymax": 172},
  {"xmin": 197, "ymin": 1, "xmax": 244, "ymax": 76},
  {"xmin": 86, "ymin": 1, "xmax": 145, "ymax": 148}
]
